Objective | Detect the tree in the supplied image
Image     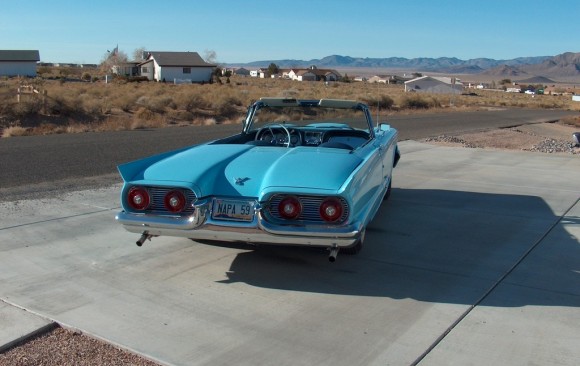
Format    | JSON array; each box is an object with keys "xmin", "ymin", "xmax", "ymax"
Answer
[
  {"xmin": 133, "ymin": 47, "xmax": 147, "ymax": 61},
  {"xmin": 267, "ymin": 63, "xmax": 280, "ymax": 75},
  {"xmin": 99, "ymin": 48, "xmax": 128, "ymax": 73}
]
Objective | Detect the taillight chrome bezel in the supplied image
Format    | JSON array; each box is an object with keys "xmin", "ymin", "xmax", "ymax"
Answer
[
  {"xmin": 127, "ymin": 186, "xmax": 150, "ymax": 211},
  {"xmin": 164, "ymin": 189, "xmax": 187, "ymax": 213},
  {"xmin": 277, "ymin": 196, "xmax": 302, "ymax": 220},
  {"xmin": 319, "ymin": 197, "xmax": 344, "ymax": 222}
]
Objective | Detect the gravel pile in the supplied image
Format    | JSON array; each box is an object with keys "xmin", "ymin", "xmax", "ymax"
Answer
[
  {"xmin": 424, "ymin": 124, "xmax": 580, "ymax": 155},
  {"xmin": 527, "ymin": 139, "xmax": 579, "ymax": 154},
  {"xmin": 0, "ymin": 327, "xmax": 159, "ymax": 366},
  {"xmin": 424, "ymin": 135, "xmax": 482, "ymax": 148}
]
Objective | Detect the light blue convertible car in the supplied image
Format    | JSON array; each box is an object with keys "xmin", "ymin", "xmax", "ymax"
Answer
[{"xmin": 116, "ymin": 98, "xmax": 400, "ymax": 261}]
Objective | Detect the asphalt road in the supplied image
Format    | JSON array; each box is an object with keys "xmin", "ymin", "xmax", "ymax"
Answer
[{"xmin": 0, "ymin": 108, "xmax": 576, "ymax": 201}]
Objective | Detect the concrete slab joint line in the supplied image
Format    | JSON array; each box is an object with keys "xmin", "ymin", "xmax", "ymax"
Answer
[{"xmin": 410, "ymin": 194, "xmax": 580, "ymax": 366}]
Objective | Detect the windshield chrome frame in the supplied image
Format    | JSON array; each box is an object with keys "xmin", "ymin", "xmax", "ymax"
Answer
[{"xmin": 242, "ymin": 99, "xmax": 375, "ymax": 139}]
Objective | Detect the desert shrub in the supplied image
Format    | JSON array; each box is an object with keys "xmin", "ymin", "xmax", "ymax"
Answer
[
  {"xmin": 175, "ymin": 93, "xmax": 211, "ymax": 111},
  {"xmin": 213, "ymin": 96, "xmax": 244, "ymax": 119},
  {"xmin": 81, "ymin": 72, "xmax": 92, "ymax": 82},
  {"xmin": 128, "ymin": 76, "xmax": 149, "ymax": 82},
  {"xmin": 430, "ymin": 97, "xmax": 442, "ymax": 108},
  {"xmin": 114, "ymin": 94, "xmax": 138, "ymax": 112},
  {"xmin": 149, "ymin": 96, "xmax": 176, "ymax": 111},
  {"xmin": 81, "ymin": 97, "xmax": 110, "ymax": 115},
  {"xmin": 13, "ymin": 98, "xmax": 42, "ymax": 116},
  {"xmin": 135, "ymin": 106, "xmax": 156, "ymax": 121},
  {"xmin": 97, "ymin": 115, "xmax": 133, "ymax": 131},
  {"xmin": 167, "ymin": 109, "xmax": 194, "ymax": 121},
  {"xmin": 2, "ymin": 126, "xmax": 29, "ymax": 137},
  {"xmin": 65, "ymin": 123, "xmax": 92, "ymax": 133},
  {"xmin": 362, "ymin": 95, "xmax": 395, "ymax": 110},
  {"xmin": 32, "ymin": 122, "xmax": 67, "ymax": 135},
  {"xmin": 400, "ymin": 94, "xmax": 431, "ymax": 109}
]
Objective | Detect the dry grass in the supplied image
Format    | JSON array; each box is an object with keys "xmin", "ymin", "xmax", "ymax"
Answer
[{"xmin": 1, "ymin": 74, "xmax": 579, "ymax": 137}]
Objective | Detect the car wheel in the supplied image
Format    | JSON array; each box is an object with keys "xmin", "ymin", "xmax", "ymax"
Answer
[{"xmin": 341, "ymin": 228, "xmax": 365, "ymax": 255}]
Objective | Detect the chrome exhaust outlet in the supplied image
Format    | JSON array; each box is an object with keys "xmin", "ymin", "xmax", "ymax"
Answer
[
  {"xmin": 328, "ymin": 245, "xmax": 339, "ymax": 262},
  {"xmin": 136, "ymin": 231, "xmax": 153, "ymax": 247}
]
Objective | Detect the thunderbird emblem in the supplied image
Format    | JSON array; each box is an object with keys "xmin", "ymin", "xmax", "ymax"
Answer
[{"xmin": 235, "ymin": 177, "xmax": 250, "ymax": 185}]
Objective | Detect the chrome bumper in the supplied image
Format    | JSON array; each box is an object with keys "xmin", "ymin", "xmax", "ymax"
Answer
[{"xmin": 116, "ymin": 204, "xmax": 362, "ymax": 248}]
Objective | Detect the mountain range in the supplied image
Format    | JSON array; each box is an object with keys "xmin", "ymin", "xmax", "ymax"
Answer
[{"xmin": 230, "ymin": 52, "xmax": 580, "ymax": 81}]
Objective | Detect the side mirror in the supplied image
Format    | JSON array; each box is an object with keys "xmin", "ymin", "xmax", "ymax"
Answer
[{"xmin": 379, "ymin": 123, "xmax": 391, "ymax": 131}]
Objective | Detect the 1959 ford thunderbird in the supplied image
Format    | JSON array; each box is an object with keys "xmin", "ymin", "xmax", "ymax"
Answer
[{"xmin": 116, "ymin": 98, "xmax": 400, "ymax": 261}]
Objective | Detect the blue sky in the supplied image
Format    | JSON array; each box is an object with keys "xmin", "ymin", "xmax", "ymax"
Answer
[{"xmin": 1, "ymin": 0, "xmax": 578, "ymax": 64}]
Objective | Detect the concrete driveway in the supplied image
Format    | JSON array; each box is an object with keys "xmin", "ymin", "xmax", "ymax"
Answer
[{"xmin": 1, "ymin": 141, "xmax": 579, "ymax": 365}]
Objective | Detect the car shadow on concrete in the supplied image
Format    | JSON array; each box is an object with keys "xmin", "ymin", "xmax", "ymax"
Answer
[{"xmin": 215, "ymin": 188, "xmax": 580, "ymax": 308}]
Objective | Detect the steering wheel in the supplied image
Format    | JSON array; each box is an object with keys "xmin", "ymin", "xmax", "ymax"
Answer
[{"xmin": 256, "ymin": 123, "xmax": 292, "ymax": 147}]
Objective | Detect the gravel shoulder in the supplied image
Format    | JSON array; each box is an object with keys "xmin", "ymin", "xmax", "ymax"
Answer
[{"xmin": 423, "ymin": 121, "xmax": 580, "ymax": 154}]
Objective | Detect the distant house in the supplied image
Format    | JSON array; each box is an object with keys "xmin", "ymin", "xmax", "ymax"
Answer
[
  {"xmin": 288, "ymin": 69, "xmax": 317, "ymax": 81},
  {"xmin": 138, "ymin": 51, "xmax": 215, "ymax": 83},
  {"xmin": 258, "ymin": 69, "xmax": 271, "ymax": 78},
  {"xmin": 0, "ymin": 50, "xmax": 40, "ymax": 77},
  {"xmin": 249, "ymin": 68, "xmax": 270, "ymax": 78},
  {"xmin": 287, "ymin": 66, "xmax": 342, "ymax": 82},
  {"xmin": 506, "ymin": 84, "xmax": 522, "ymax": 93},
  {"xmin": 404, "ymin": 76, "xmax": 463, "ymax": 94},
  {"xmin": 368, "ymin": 75, "xmax": 412, "ymax": 84},
  {"xmin": 367, "ymin": 75, "xmax": 389, "ymax": 84}
]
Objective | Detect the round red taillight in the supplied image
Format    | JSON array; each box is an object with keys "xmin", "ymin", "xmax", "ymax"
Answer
[
  {"xmin": 278, "ymin": 196, "xmax": 302, "ymax": 220},
  {"xmin": 127, "ymin": 187, "xmax": 150, "ymax": 211},
  {"xmin": 164, "ymin": 190, "xmax": 186, "ymax": 213},
  {"xmin": 319, "ymin": 198, "xmax": 343, "ymax": 222}
]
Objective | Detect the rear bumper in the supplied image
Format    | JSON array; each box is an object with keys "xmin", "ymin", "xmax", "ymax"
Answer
[{"xmin": 115, "ymin": 208, "xmax": 362, "ymax": 247}]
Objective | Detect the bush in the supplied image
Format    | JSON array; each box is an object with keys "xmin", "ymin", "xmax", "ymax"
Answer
[
  {"xmin": 400, "ymin": 94, "xmax": 431, "ymax": 109},
  {"xmin": 362, "ymin": 95, "xmax": 394, "ymax": 110},
  {"xmin": 213, "ymin": 96, "xmax": 244, "ymax": 119},
  {"xmin": 135, "ymin": 106, "xmax": 156, "ymax": 121},
  {"xmin": 13, "ymin": 98, "xmax": 42, "ymax": 116}
]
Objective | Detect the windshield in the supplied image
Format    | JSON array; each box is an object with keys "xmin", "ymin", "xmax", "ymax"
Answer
[{"xmin": 245, "ymin": 99, "xmax": 373, "ymax": 133}]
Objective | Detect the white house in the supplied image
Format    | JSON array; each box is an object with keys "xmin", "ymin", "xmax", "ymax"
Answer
[
  {"xmin": 288, "ymin": 69, "xmax": 317, "ymax": 81},
  {"xmin": 0, "ymin": 50, "xmax": 40, "ymax": 77},
  {"xmin": 404, "ymin": 76, "xmax": 463, "ymax": 94},
  {"xmin": 138, "ymin": 51, "xmax": 215, "ymax": 83},
  {"xmin": 286, "ymin": 66, "xmax": 341, "ymax": 82}
]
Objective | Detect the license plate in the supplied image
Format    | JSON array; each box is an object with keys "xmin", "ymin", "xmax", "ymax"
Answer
[{"xmin": 212, "ymin": 199, "xmax": 255, "ymax": 221}]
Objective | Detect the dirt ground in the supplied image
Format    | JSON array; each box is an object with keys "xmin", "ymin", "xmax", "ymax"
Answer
[{"xmin": 423, "ymin": 121, "xmax": 580, "ymax": 154}]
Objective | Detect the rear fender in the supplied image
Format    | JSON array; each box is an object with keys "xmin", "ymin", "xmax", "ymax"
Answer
[{"xmin": 117, "ymin": 146, "xmax": 192, "ymax": 182}]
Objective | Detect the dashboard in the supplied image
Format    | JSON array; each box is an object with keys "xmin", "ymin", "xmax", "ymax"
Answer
[{"xmin": 254, "ymin": 126, "xmax": 369, "ymax": 149}]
